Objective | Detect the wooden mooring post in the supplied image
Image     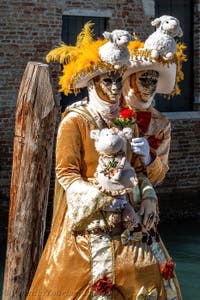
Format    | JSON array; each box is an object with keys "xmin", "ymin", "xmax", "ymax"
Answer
[{"xmin": 2, "ymin": 62, "xmax": 57, "ymax": 300}]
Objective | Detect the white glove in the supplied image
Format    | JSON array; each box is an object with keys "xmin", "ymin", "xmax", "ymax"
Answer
[
  {"xmin": 131, "ymin": 137, "xmax": 152, "ymax": 166},
  {"xmin": 103, "ymin": 195, "xmax": 127, "ymax": 212}
]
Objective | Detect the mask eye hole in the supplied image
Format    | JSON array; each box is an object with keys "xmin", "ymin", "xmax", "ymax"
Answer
[
  {"xmin": 116, "ymin": 77, "xmax": 122, "ymax": 83},
  {"xmin": 103, "ymin": 78, "xmax": 112, "ymax": 84},
  {"xmin": 139, "ymin": 78, "xmax": 146, "ymax": 84},
  {"xmin": 151, "ymin": 80, "xmax": 158, "ymax": 85}
]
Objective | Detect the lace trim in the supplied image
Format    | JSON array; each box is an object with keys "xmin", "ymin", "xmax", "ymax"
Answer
[{"xmin": 90, "ymin": 178, "xmax": 132, "ymax": 196}]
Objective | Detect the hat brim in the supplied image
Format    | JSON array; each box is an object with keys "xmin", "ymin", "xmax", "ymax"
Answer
[
  {"xmin": 123, "ymin": 59, "xmax": 176, "ymax": 94},
  {"xmin": 75, "ymin": 64, "xmax": 126, "ymax": 89},
  {"xmin": 75, "ymin": 69, "xmax": 108, "ymax": 89}
]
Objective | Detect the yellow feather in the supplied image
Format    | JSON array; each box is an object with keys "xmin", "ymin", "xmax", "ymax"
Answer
[
  {"xmin": 46, "ymin": 21, "xmax": 113, "ymax": 95},
  {"xmin": 46, "ymin": 44, "xmax": 76, "ymax": 64},
  {"xmin": 76, "ymin": 21, "xmax": 94, "ymax": 48},
  {"xmin": 128, "ymin": 40, "xmax": 144, "ymax": 52},
  {"xmin": 170, "ymin": 42, "xmax": 187, "ymax": 97}
]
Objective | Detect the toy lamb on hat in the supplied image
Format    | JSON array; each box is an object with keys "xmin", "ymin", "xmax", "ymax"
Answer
[
  {"xmin": 144, "ymin": 15, "xmax": 183, "ymax": 60},
  {"xmin": 122, "ymin": 15, "xmax": 186, "ymax": 97},
  {"xmin": 99, "ymin": 29, "xmax": 134, "ymax": 69}
]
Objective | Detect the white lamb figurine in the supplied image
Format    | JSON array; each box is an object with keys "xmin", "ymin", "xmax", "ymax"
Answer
[
  {"xmin": 90, "ymin": 127, "xmax": 138, "ymax": 193},
  {"xmin": 99, "ymin": 30, "xmax": 134, "ymax": 69},
  {"xmin": 90, "ymin": 127, "xmax": 140, "ymax": 234},
  {"xmin": 144, "ymin": 15, "xmax": 183, "ymax": 60}
]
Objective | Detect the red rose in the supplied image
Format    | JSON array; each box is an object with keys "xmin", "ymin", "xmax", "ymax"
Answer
[
  {"xmin": 160, "ymin": 259, "xmax": 176, "ymax": 280},
  {"xmin": 93, "ymin": 275, "xmax": 114, "ymax": 295},
  {"xmin": 119, "ymin": 108, "xmax": 134, "ymax": 119},
  {"xmin": 147, "ymin": 135, "xmax": 161, "ymax": 150}
]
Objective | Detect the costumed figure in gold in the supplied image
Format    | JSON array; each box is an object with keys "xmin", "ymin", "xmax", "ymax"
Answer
[{"xmin": 27, "ymin": 19, "xmax": 186, "ymax": 300}]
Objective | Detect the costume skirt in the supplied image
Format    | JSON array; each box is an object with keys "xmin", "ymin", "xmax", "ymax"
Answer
[{"xmin": 26, "ymin": 199, "xmax": 182, "ymax": 300}]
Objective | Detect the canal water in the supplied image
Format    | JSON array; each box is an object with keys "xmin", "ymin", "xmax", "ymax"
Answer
[
  {"xmin": 0, "ymin": 218, "xmax": 200, "ymax": 299},
  {"xmin": 159, "ymin": 218, "xmax": 200, "ymax": 299}
]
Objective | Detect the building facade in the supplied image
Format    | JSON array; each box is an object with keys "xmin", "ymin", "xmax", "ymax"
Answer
[{"xmin": 0, "ymin": 0, "xmax": 200, "ymax": 223}]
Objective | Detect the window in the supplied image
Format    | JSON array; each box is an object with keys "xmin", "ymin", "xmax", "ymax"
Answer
[
  {"xmin": 154, "ymin": 0, "xmax": 193, "ymax": 111},
  {"xmin": 61, "ymin": 15, "xmax": 108, "ymax": 111}
]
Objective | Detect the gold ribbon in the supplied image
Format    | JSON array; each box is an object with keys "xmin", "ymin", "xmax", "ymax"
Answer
[{"xmin": 136, "ymin": 286, "xmax": 158, "ymax": 300}]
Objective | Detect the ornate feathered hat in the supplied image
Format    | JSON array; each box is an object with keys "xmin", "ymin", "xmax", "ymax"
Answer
[
  {"xmin": 46, "ymin": 22, "xmax": 132, "ymax": 95},
  {"xmin": 123, "ymin": 15, "xmax": 187, "ymax": 96}
]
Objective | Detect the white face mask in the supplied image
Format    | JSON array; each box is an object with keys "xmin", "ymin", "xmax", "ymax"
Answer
[
  {"xmin": 94, "ymin": 71, "xmax": 122, "ymax": 103},
  {"xmin": 123, "ymin": 70, "xmax": 159, "ymax": 110},
  {"xmin": 135, "ymin": 70, "xmax": 159, "ymax": 102},
  {"xmin": 87, "ymin": 72, "xmax": 123, "ymax": 120}
]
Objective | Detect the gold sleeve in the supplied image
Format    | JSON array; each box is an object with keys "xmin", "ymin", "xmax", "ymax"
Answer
[
  {"xmin": 138, "ymin": 176, "xmax": 158, "ymax": 201},
  {"xmin": 55, "ymin": 113, "xmax": 113, "ymax": 232},
  {"xmin": 55, "ymin": 114, "xmax": 83, "ymax": 190}
]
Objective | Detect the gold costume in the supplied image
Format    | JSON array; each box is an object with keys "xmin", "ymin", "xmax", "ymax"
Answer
[
  {"xmin": 135, "ymin": 105, "xmax": 171, "ymax": 186},
  {"xmin": 26, "ymin": 19, "xmax": 186, "ymax": 299},
  {"xmin": 26, "ymin": 106, "xmax": 182, "ymax": 300}
]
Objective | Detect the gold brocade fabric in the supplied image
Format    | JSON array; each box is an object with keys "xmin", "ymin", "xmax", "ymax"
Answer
[
  {"xmin": 123, "ymin": 105, "xmax": 171, "ymax": 187},
  {"xmin": 26, "ymin": 106, "xmax": 182, "ymax": 300},
  {"xmin": 27, "ymin": 207, "xmax": 182, "ymax": 300},
  {"xmin": 141, "ymin": 106, "xmax": 171, "ymax": 186}
]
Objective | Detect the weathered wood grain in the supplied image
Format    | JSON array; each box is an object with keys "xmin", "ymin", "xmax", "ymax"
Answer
[{"xmin": 3, "ymin": 62, "xmax": 57, "ymax": 300}]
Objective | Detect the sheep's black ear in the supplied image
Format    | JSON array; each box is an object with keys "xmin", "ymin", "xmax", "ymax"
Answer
[{"xmin": 151, "ymin": 17, "xmax": 161, "ymax": 28}]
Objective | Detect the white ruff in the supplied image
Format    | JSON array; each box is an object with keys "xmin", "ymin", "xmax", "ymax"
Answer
[
  {"xmin": 87, "ymin": 81, "xmax": 120, "ymax": 120},
  {"xmin": 122, "ymin": 77, "xmax": 153, "ymax": 110}
]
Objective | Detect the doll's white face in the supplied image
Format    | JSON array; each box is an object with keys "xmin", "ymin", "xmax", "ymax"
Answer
[
  {"xmin": 134, "ymin": 70, "xmax": 159, "ymax": 102},
  {"xmin": 94, "ymin": 71, "xmax": 122, "ymax": 103}
]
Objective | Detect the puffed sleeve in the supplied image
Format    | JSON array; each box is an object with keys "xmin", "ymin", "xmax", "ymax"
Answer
[
  {"xmin": 138, "ymin": 176, "xmax": 158, "ymax": 201},
  {"xmin": 55, "ymin": 113, "xmax": 113, "ymax": 232},
  {"xmin": 56, "ymin": 114, "xmax": 83, "ymax": 190}
]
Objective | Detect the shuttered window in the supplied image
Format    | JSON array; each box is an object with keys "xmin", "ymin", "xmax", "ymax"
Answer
[
  {"xmin": 61, "ymin": 15, "xmax": 108, "ymax": 111},
  {"xmin": 154, "ymin": 0, "xmax": 193, "ymax": 111}
]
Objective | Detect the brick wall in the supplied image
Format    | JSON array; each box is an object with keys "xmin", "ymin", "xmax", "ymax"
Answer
[
  {"xmin": 0, "ymin": 1, "xmax": 200, "ymax": 223},
  {"xmin": 194, "ymin": 0, "xmax": 200, "ymax": 107},
  {"xmin": 156, "ymin": 112, "xmax": 200, "ymax": 220},
  {"xmin": 0, "ymin": 0, "xmax": 154, "ymax": 203},
  {"xmin": 0, "ymin": 1, "xmax": 62, "ymax": 202}
]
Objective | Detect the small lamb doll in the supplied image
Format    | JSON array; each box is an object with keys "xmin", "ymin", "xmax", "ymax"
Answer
[
  {"xmin": 90, "ymin": 127, "xmax": 140, "ymax": 235},
  {"xmin": 90, "ymin": 127, "xmax": 138, "ymax": 194},
  {"xmin": 144, "ymin": 15, "xmax": 183, "ymax": 60},
  {"xmin": 99, "ymin": 30, "xmax": 134, "ymax": 69}
]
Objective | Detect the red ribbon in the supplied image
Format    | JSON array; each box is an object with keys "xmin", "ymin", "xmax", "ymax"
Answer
[
  {"xmin": 147, "ymin": 135, "xmax": 162, "ymax": 150},
  {"xmin": 135, "ymin": 111, "xmax": 152, "ymax": 133}
]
